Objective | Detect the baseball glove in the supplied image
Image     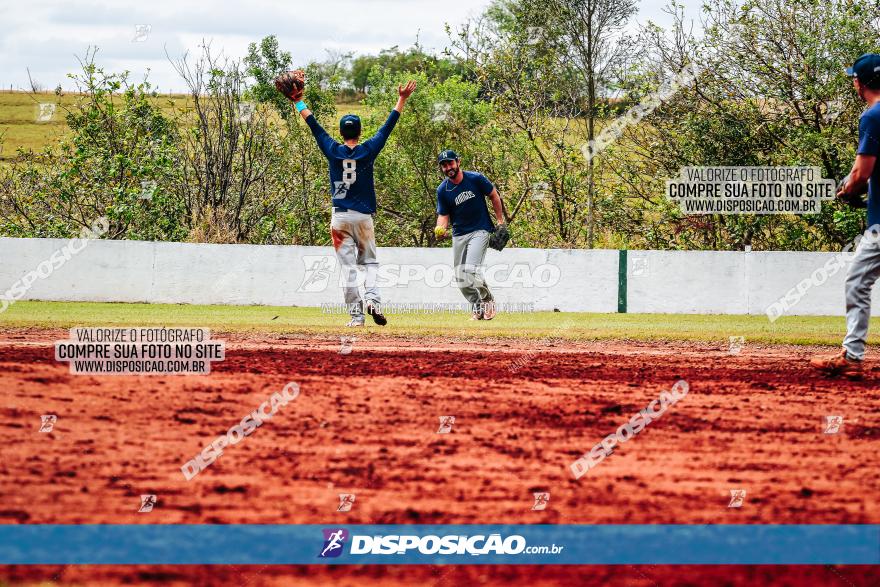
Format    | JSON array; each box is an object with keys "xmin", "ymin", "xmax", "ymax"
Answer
[
  {"xmin": 488, "ymin": 224, "xmax": 510, "ymax": 251},
  {"xmin": 837, "ymin": 174, "xmax": 868, "ymax": 209},
  {"xmin": 274, "ymin": 70, "xmax": 305, "ymax": 101}
]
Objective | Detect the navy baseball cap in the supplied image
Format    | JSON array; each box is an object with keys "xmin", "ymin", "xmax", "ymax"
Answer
[
  {"xmin": 846, "ymin": 53, "xmax": 880, "ymax": 89},
  {"xmin": 437, "ymin": 149, "xmax": 459, "ymax": 163},
  {"xmin": 339, "ymin": 114, "xmax": 361, "ymax": 138}
]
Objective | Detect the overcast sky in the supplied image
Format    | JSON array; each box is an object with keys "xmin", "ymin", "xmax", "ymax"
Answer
[{"xmin": 0, "ymin": 0, "xmax": 704, "ymax": 92}]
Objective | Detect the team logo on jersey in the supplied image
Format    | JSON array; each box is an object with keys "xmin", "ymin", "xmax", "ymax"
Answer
[
  {"xmin": 333, "ymin": 181, "xmax": 350, "ymax": 198},
  {"xmin": 298, "ymin": 255, "xmax": 337, "ymax": 293},
  {"xmin": 454, "ymin": 190, "xmax": 477, "ymax": 206},
  {"xmin": 319, "ymin": 528, "xmax": 349, "ymax": 558}
]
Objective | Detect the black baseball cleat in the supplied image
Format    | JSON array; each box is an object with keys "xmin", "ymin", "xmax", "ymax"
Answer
[{"xmin": 365, "ymin": 301, "xmax": 387, "ymax": 326}]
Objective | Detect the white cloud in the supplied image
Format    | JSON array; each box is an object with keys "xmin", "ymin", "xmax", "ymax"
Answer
[{"xmin": 0, "ymin": 0, "xmax": 699, "ymax": 92}]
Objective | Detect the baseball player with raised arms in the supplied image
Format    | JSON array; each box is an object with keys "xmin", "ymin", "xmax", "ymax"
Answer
[
  {"xmin": 281, "ymin": 75, "xmax": 417, "ymax": 327},
  {"xmin": 433, "ymin": 149, "xmax": 506, "ymax": 320},
  {"xmin": 811, "ymin": 53, "xmax": 880, "ymax": 378}
]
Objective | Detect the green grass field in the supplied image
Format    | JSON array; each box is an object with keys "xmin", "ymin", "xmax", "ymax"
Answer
[
  {"xmin": 0, "ymin": 90, "xmax": 584, "ymax": 167},
  {"xmin": 0, "ymin": 91, "xmax": 75, "ymax": 159},
  {"xmin": 0, "ymin": 91, "xmax": 370, "ymax": 165},
  {"xmin": 0, "ymin": 300, "xmax": 871, "ymax": 346}
]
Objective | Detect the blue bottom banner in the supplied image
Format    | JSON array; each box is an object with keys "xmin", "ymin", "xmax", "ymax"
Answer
[{"xmin": 1, "ymin": 525, "xmax": 878, "ymax": 565}]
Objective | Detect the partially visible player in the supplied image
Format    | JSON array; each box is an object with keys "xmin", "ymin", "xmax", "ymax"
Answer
[
  {"xmin": 433, "ymin": 149, "xmax": 505, "ymax": 320},
  {"xmin": 811, "ymin": 53, "xmax": 880, "ymax": 378},
  {"xmin": 280, "ymin": 73, "xmax": 417, "ymax": 327}
]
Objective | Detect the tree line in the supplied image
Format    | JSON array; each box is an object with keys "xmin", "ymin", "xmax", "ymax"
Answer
[{"xmin": 1, "ymin": 0, "xmax": 878, "ymax": 251}]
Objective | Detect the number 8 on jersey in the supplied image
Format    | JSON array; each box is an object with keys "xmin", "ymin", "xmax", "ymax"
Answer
[{"xmin": 343, "ymin": 159, "xmax": 357, "ymax": 186}]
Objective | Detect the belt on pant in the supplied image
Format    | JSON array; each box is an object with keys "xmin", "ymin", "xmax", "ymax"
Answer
[{"xmin": 333, "ymin": 206, "xmax": 375, "ymax": 216}]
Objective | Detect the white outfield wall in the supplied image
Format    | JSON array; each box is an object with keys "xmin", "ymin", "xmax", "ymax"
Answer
[
  {"xmin": 624, "ymin": 249, "xmax": 880, "ymax": 315},
  {"xmin": 1, "ymin": 237, "xmax": 879, "ymax": 316}
]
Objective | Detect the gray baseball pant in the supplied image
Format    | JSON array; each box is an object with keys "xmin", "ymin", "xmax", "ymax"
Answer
[
  {"xmin": 331, "ymin": 210, "xmax": 380, "ymax": 320},
  {"xmin": 452, "ymin": 229, "xmax": 492, "ymax": 309},
  {"xmin": 843, "ymin": 228, "xmax": 880, "ymax": 360}
]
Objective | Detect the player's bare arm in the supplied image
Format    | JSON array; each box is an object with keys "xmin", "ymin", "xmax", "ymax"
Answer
[
  {"xmin": 294, "ymin": 92, "xmax": 312, "ymax": 122},
  {"xmin": 434, "ymin": 214, "xmax": 450, "ymax": 240},
  {"xmin": 488, "ymin": 187, "xmax": 505, "ymax": 225},
  {"xmin": 837, "ymin": 154, "xmax": 877, "ymax": 198},
  {"xmin": 394, "ymin": 80, "xmax": 417, "ymax": 114}
]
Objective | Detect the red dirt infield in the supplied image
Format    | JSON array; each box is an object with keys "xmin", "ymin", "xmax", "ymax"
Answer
[{"xmin": 1, "ymin": 329, "xmax": 878, "ymax": 585}]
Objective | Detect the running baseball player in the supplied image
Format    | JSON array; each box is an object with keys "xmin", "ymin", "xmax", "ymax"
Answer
[
  {"xmin": 811, "ymin": 53, "xmax": 880, "ymax": 378},
  {"xmin": 282, "ymin": 76, "xmax": 417, "ymax": 327},
  {"xmin": 433, "ymin": 150, "xmax": 506, "ymax": 320}
]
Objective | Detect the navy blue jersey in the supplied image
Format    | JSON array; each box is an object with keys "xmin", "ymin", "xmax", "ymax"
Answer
[
  {"xmin": 858, "ymin": 102, "xmax": 880, "ymax": 228},
  {"xmin": 306, "ymin": 110, "xmax": 400, "ymax": 214},
  {"xmin": 436, "ymin": 171, "xmax": 495, "ymax": 236}
]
